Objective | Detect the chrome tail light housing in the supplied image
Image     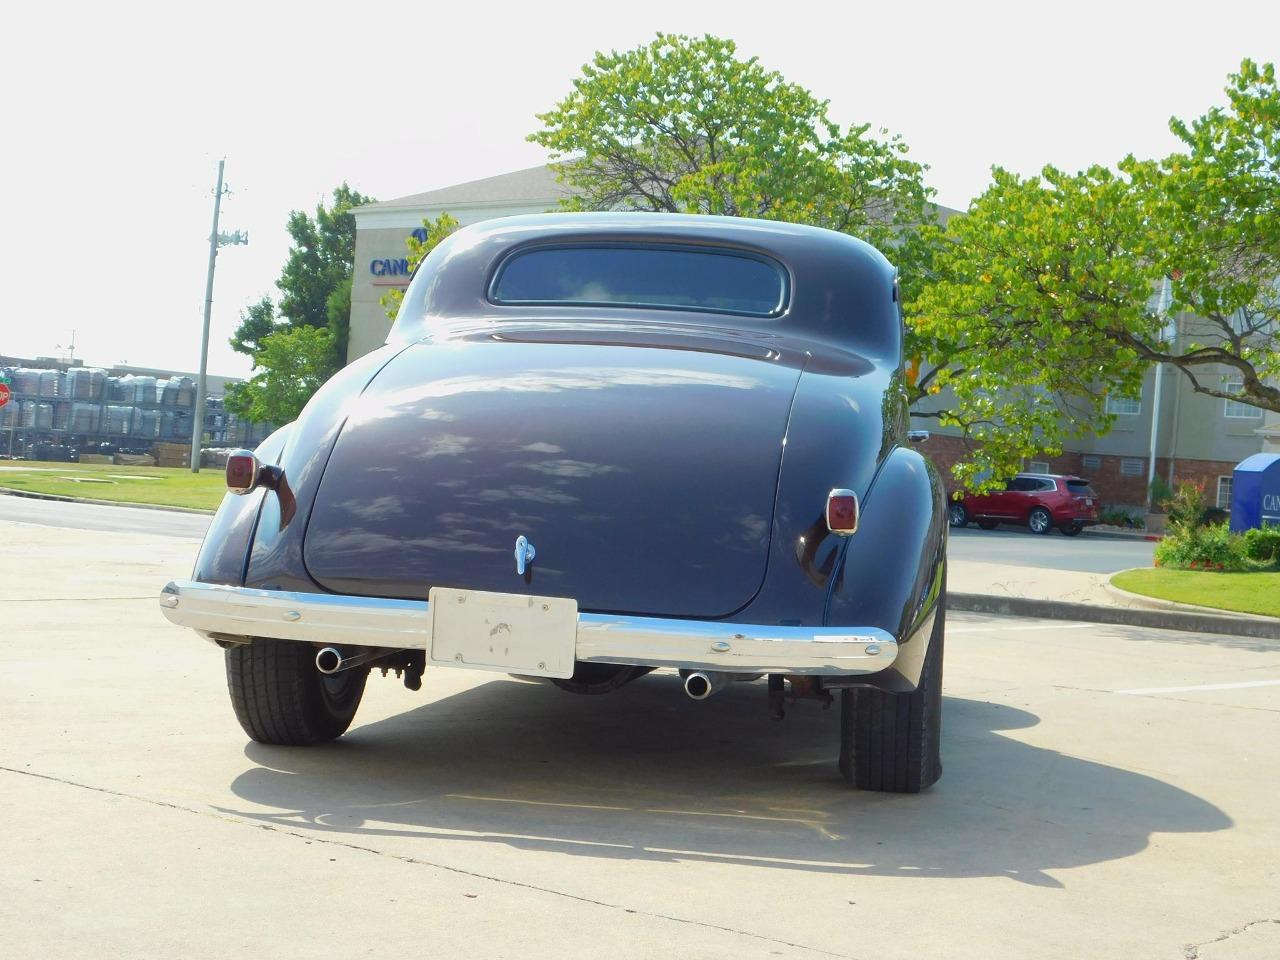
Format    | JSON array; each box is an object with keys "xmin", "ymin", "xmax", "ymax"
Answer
[{"xmin": 826, "ymin": 488, "xmax": 859, "ymax": 535}]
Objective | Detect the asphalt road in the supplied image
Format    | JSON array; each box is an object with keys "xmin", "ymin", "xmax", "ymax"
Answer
[
  {"xmin": 0, "ymin": 493, "xmax": 211, "ymax": 539},
  {"xmin": 3, "ymin": 519, "xmax": 1278, "ymax": 959},
  {"xmin": 949, "ymin": 525, "xmax": 1155, "ymax": 573}
]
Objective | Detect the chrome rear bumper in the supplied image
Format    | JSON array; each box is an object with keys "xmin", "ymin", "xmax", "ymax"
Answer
[{"xmin": 158, "ymin": 580, "xmax": 896, "ymax": 676}]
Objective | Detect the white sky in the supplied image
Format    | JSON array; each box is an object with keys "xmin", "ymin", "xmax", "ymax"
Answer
[{"xmin": 2, "ymin": 0, "xmax": 1274, "ymax": 378}]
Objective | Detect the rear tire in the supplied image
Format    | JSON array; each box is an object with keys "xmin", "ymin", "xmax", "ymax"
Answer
[
  {"xmin": 225, "ymin": 639, "xmax": 367, "ymax": 745},
  {"xmin": 947, "ymin": 502, "xmax": 968, "ymax": 527},
  {"xmin": 1028, "ymin": 507, "xmax": 1053, "ymax": 535},
  {"xmin": 839, "ymin": 595, "xmax": 944, "ymax": 793}
]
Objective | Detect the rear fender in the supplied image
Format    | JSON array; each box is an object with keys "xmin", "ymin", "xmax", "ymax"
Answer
[
  {"xmin": 191, "ymin": 423, "xmax": 293, "ymax": 586},
  {"xmin": 243, "ymin": 343, "xmax": 411, "ymax": 592},
  {"xmin": 826, "ymin": 445, "xmax": 947, "ymax": 692}
]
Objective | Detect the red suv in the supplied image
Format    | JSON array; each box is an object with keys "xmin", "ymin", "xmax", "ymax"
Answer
[{"xmin": 949, "ymin": 473, "xmax": 1100, "ymax": 536}]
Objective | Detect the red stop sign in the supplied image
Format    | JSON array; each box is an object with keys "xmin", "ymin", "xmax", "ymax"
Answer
[{"xmin": 0, "ymin": 383, "xmax": 10, "ymax": 408}]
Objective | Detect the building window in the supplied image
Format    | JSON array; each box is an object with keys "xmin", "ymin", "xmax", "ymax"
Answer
[
  {"xmin": 1120, "ymin": 458, "xmax": 1145, "ymax": 477},
  {"xmin": 1217, "ymin": 476, "xmax": 1233, "ymax": 509},
  {"xmin": 1028, "ymin": 460, "xmax": 1050, "ymax": 473},
  {"xmin": 1106, "ymin": 394, "xmax": 1142, "ymax": 416},
  {"xmin": 1081, "ymin": 455, "xmax": 1101, "ymax": 470},
  {"xmin": 1224, "ymin": 382, "xmax": 1263, "ymax": 419}
]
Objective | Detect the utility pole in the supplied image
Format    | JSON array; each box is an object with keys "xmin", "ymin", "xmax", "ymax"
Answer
[
  {"xmin": 1146, "ymin": 277, "xmax": 1174, "ymax": 510},
  {"xmin": 191, "ymin": 160, "xmax": 247, "ymax": 472}
]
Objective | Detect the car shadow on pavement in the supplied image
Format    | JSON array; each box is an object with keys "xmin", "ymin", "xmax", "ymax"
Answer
[{"xmin": 222, "ymin": 675, "xmax": 1230, "ymax": 887}]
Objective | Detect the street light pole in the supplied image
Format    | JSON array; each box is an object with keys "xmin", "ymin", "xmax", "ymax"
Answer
[{"xmin": 192, "ymin": 159, "xmax": 227, "ymax": 473}]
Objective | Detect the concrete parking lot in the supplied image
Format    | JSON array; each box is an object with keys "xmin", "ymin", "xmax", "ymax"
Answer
[{"xmin": 2, "ymin": 507, "xmax": 1278, "ymax": 959}]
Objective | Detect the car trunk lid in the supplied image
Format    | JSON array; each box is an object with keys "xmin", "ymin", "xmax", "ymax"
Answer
[{"xmin": 302, "ymin": 335, "xmax": 802, "ymax": 617}]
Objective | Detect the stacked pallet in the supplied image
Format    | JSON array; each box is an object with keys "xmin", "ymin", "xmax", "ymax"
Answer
[
  {"xmin": 152, "ymin": 442, "xmax": 191, "ymax": 468},
  {"xmin": 116, "ymin": 453, "xmax": 157, "ymax": 467}
]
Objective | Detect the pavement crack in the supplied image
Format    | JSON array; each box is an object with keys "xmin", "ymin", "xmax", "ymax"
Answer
[
  {"xmin": 1183, "ymin": 918, "xmax": 1280, "ymax": 958},
  {"xmin": 0, "ymin": 764, "xmax": 858, "ymax": 959}
]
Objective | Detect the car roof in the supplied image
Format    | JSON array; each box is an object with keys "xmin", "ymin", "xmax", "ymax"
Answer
[
  {"xmin": 390, "ymin": 211, "xmax": 904, "ymax": 361},
  {"xmin": 1016, "ymin": 472, "xmax": 1088, "ymax": 481}
]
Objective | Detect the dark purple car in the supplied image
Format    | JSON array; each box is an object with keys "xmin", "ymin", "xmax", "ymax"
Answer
[{"xmin": 160, "ymin": 213, "xmax": 948, "ymax": 792}]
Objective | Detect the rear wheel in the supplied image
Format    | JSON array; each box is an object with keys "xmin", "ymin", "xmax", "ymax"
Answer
[
  {"xmin": 947, "ymin": 502, "xmax": 968, "ymax": 527},
  {"xmin": 1028, "ymin": 507, "xmax": 1053, "ymax": 535},
  {"xmin": 839, "ymin": 595, "xmax": 944, "ymax": 793},
  {"xmin": 225, "ymin": 639, "xmax": 367, "ymax": 745}
]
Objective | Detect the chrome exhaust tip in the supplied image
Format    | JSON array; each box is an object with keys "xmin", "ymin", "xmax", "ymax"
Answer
[
  {"xmin": 315, "ymin": 647, "xmax": 344, "ymax": 675},
  {"xmin": 683, "ymin": 671, "xmax": 725, "ymax": 700}
]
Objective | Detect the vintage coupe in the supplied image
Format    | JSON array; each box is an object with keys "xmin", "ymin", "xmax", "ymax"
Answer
[{"xmin": 160, "ymin": 213, "xmax": 948, "ymax": 793}]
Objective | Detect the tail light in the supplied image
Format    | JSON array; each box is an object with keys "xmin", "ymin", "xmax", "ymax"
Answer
[
  {"xmin": 827, "ymin": 488, "xmax": 859, "ymax": 535},
  {"xmin": 225, "ymin": 450, "xmax": 261, "ymax": 495}
]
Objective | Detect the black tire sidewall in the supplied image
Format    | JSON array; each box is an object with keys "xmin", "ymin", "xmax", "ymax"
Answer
[{"xmin": 226, "ymin": 639, "xmax": 367, "ymax": 745}]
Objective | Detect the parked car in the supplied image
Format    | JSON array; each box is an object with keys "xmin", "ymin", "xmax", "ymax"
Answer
[
  {"xmin": 949, "ymin": 473, "xmax": 1100, "ymax": 535},
  {"xmin": 159, "ymin": 213, "xmax": 948, "ymax": 793}
]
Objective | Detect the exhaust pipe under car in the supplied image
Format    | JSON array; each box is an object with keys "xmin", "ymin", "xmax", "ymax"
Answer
[
  {"xmin": 315, "ymin": 646, "xmax": 382, "ymax": 675},
  {"xmin": 683, "ymin": 670, "xmax": 734, "ymax": 700}
]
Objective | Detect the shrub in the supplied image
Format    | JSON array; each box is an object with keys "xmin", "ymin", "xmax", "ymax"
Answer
[
  {"xmin": 1243, "ymin": 526, "xmax": 1280, "ymax": 567},
  {"xmin": 1165, "ymin": 481, "xmax": 1210, "ymax": 531},
  {"xmin": 1154, "ymin": 522, "xmax": 1248, "ymax": 571}
]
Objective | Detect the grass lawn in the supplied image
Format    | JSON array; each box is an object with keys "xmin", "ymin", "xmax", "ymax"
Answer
[
  {"xmin": 0, "ymin": 461, "xmax": 224, "ymax": 511},
  {"xmin": 1112, "ymin": 568, "xmax": 1280, "ymax": 618}
]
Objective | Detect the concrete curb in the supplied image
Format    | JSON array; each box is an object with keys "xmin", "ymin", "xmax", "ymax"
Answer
[
  {"xmin": 0, "ymin": 486, "xmax": 216, "ymax": 516},
  {"xmin": 950, "ymin": 591, "xmax": 1280, "ymax": 640},
  {"xmin": 1082, "ymin": 529, "xmax": 1162, "ymax": 542}
]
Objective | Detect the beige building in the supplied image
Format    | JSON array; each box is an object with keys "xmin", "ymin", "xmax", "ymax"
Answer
[
  {"xmin": 348, "ymin": 165, "xmax": 567, "ymax": 362},
  {"xmin": 347, "ymin": 165, "xmax": 1272, "ymax": 511}
]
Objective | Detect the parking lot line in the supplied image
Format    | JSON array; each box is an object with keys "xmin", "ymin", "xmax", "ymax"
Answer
[
  {"xmin": 950, "ymin": 622, "xmax": 1094, "ymax": 634},
  {"xmin": 1117, "ymin": 679, "xmax": 1280, "ymax": 695}
]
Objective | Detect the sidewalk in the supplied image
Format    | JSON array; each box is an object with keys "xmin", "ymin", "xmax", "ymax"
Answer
[{"xmin": 949, "ymin": 559, "xmax": 1280, "ymax": 639}]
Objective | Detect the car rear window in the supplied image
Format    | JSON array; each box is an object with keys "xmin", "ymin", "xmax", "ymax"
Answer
[
  {"xmin": 490, "ymin": 245, "xmax": 789, "ymax": 317},
  {"xmin": 1067, "ymin": 479, "xmax": 1097, "ymax": 497}
]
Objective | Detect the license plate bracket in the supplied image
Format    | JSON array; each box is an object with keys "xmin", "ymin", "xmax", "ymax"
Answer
[{"xmin": 428, "ymin": 588, "xmax": 578, "ymax": 679}]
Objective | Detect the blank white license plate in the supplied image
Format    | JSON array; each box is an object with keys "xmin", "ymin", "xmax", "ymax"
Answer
[{"xmin": 428, "ymin": 588, "xmax": 578, "ymax": 679}]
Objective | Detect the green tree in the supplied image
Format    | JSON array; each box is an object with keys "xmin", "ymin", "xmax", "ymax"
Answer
[
  {"xmin": 530, "ymin": 34, "xmax": 937, "ymax": 252},
  {"xmin": 229, "ymin": 184, "xmax": 373, "ymax": 424},
  {"xmin": 908, "ymin": 165, "xmax": 1159, "ymax": 489},
  {"xmin": 278, "ymin": 183, "xmax": 371, "ymax": 360},
  {"xmin": 223, "ymin": 326, "xmax": 337, "ymax": 425},
  {"xmin": 229, "ymin": 296, "xmax": 281, "ymax": 357},
  {"xmin": 912, "ymin": 58, "xmax": 1280, "ymax": 489},
  {"xmin": 380, "ymin": 212, "xmax": 460, "ymax": 319},
  {"xmin": 230, "ymin": 183, "xmax": 372, "ymax": 367},
  {"xmin": 1124, "ymin": 58, "xmax": 1280, "ymax": 411}
]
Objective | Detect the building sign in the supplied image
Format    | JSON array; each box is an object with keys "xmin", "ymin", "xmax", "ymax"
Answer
[
  {"xmin": 1230, "ymin": 453, "xmax": 1280, "ymax": 531},
  {"xmin": 370, "ymin": 258, "xmax": 411, "ymax": 277}
]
